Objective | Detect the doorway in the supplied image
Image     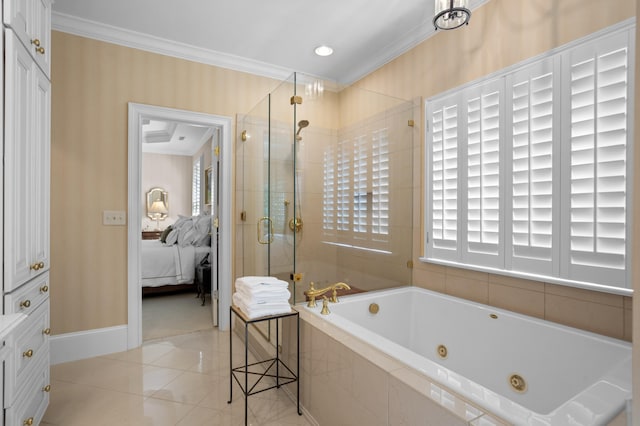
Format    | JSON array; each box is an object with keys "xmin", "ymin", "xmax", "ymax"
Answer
[{"xmin": 127, "ymin": 103, "xmax": 232, "ymax": 350}]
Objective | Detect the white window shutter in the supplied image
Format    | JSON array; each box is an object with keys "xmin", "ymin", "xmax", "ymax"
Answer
[
  {"xmin": 372, "ymin": 129, "xmax": 389, "ymax": 238},
  {"xmin": 353, "ymin": 135, "xmax": 368, "ymax": 235},
  {"xmin": 337, "ymin": 138, "xmax": 351, "ymax": 233},
  {"xmin": 426, "ymin": 95, "xmax": 460, "ymax": 261},
  {"xmin": 322, "ymin": 145, "xmax": 336, "ymax": 234},
  {"xmin": 464, "ymin": 80, "xmax": 504, "ymax": 267},
  {"xmin": 564, "ymin": 31, "xmax": 631, "ymax": 287},
  {"xmin": 505, "ymin": 58, "xmax": 559, "ymax": 275}
]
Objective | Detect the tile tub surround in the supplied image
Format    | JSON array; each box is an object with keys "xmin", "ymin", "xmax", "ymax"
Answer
[
  {"xmin": 283, "ymin": 288, "xmax": 631, "ymax": 426},
  {"xmin": 413, "ymin": 265, "xmax": 632, "ymax": 341}
]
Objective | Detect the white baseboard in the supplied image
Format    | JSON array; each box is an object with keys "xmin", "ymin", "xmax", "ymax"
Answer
[{"xmin": 50, "ymin": 325, "xmax": 128, "ymax": 365}]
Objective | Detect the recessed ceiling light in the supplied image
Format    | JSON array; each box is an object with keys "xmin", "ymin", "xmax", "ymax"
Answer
[{"xmin": 314, "ymin": 45, "xmax": 333, "ymax": 57}]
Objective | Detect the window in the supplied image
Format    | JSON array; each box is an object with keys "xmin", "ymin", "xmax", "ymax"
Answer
[
  {"xmin": 424, "ymin": 25, "xmax": 633, "ymax": 291},
  {"xmin": 323, "ymin": 127, "xmax": 391, "ymax": 251},
  {"xmin": 192, "ymin": 155, "xmax": 203, "ymax": 215}
]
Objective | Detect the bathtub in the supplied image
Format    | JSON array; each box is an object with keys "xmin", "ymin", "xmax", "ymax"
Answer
[{"xmin": 299, "ymin": 286, "xmax": 631, "ymax": 425}]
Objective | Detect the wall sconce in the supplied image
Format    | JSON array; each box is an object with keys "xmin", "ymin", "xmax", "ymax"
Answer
[
  {"xmin": 433, "ymin": 0, "xmax": 471, "ymax": 30},
  {"xmin": 148, "ymin": 200, "xmax": 168, "ymax": 230}
]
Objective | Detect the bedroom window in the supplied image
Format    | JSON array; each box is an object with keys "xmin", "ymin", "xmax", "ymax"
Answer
[
  {"xmin": 423, "ymin": 24, "xmax": 634, "ymax": 292},
  {"xmin": 192, "ymin": 155, "xmax": 203, "ymax": 215}
]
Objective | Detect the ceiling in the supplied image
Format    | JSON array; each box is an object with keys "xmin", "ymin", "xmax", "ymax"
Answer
[
  {"xmin": 142, "ymin": 120, "xmax": 212, "ymax": 156},
  {"xmin": 51, "ymin": 0, "xmax": 487, "ymax": 85}
]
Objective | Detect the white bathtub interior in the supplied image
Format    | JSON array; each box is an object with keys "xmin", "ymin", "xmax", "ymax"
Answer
[{"xmin": 307, "ymin": 286, "xmax": 632, "ymax": 425}]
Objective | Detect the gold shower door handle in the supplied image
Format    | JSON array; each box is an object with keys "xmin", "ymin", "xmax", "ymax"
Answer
[{"xmin": 257, "ymin": 217, "xmax": 274, "ymax": 244}]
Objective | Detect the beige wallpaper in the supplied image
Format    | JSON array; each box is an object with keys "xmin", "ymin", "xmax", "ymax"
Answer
[{"xmin": 50, "ymin": 31, "xmax": 280, "ymax": 334}]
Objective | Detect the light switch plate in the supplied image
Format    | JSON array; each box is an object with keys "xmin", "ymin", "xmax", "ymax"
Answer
[{"xmin": 103, "ymin": 210, "xmax": 126, "ymax": 226}]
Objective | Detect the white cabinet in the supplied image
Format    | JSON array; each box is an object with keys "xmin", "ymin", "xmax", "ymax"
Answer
[
  {"xmin": 2, "ymin": 0, "xmax": 51, "ymax": 422},
  {"xmin": 4, "ymin": 30, "xmax": 50, "ymax": 293},
  {"xmin": 3, "ymin": 0, "xmax": 50, "ymax": 77}
]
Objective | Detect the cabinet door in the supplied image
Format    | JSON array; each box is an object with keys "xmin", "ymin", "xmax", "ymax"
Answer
[
  {"xmin": 32, "ymin": 66, "xmax": 51, "ymax": 273},
  {"xmin": 4, "ymin": 31, "xmax": 34, "ymax": 292},
  {"xmin": 3, "ymin": 0, "xmax": 31, "ymax": 49},
  {"xmin": 31, "ymin": 0, "xmax": 50, "ymax": 77}
]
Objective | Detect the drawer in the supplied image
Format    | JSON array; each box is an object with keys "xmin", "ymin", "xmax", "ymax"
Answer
[
  {"xmin": 5, "ymin": 354, "xmax": 50, "ymax": 426},
  {"xmin": 6, "ymin": 301, "xmax": 50, "ymax": 407},
  {"xmin": 4, "ymin": 272, "xmax": 50, "ymax": 315}
]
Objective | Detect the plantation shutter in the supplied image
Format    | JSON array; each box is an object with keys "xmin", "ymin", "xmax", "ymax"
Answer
[
  {"xmin": 353, "ymin": 135, "xmax": 368, "ymax": 236},
  {"xmin": 192, "ymin": 155, "xmax": 203, "ymax": 216},
  {"xmin": 505, "ymin": 58, "xmax": 559, "ymax": 275},
  {"xmin": 464, "ymin": 80, "xmax": 503, "ymax": 267},
  {"xmin": 322, "ymin": 145, "xmax": 336, "ymax": 234},
  {"xmin": 337, "ymin": 138, "xmax": 351, "ymax": 234},
  {"xmin": 564, "ymin": 31, "xmax": 631, "ymax": 287},
  {"xmin": 372, "ymin": 129, "xmax": 389, "ymax": 238},
  {"xmin": 427, "ymin": 94, "xmax": 460, "ymax": 261}
]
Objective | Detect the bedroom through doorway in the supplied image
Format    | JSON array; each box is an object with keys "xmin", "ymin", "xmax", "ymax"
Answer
[
  {"xmin": 127, "ymin": 103, "xmax": 233, "ymax": 349},
  {"xmin": 140, "ymin": 121, "xmax": 216, "ymax": 340}
]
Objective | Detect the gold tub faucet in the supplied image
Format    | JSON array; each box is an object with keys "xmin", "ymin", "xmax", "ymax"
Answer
[{"xmin": 306, "ymin": 282, "xmax": 351, "ymax": 308}]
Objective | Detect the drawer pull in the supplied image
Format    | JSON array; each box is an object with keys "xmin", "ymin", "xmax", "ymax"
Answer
[
  {"xmin": 38, "ymin": 261, "xmax": 45, "ymax": 269},
  {"xmin": 36, "ymin": 47, "xmax": 45, "ymax": 54},
  {"xmin": 40, "ymin": 285, "xmax": 49, "ymax": 293},
  {"xmin": 43, "ymin": 328, "xmax": 51, "ymax": 335},
  {"xmin": 31, "ymin": 38, "xmax": 40, "ymax": 47},
  {"xmin": 20, "ymin": 300, "xmax": 31, "ymax": 309},
  {"xmin": 23, "ymin": 349, "xmax": 34, "ymax": 358},
  {"xmin": 43, "ymin": 384, "xmax": 51, "ymax": 392},
  {"xmin": 23, "ymin": 418, "xmax": 34, "ymax": 426},
  {"xmin": 30, "ymin": 263, "xmax": 40, "ymax": 271}
]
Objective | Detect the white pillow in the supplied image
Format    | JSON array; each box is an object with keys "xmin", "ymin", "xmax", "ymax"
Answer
[
  {"xmin": 194, "ymin": 215, "xmax": 211, "ymax": 236},
  {"xmin": 178, "ymin": 222, "xmax": 195, "ymax": 247},
  {"xmin": 194, "ymin": 233, "xmax": 211, "ymax": 247},
  {"xmin": 165, "ymin": 229, "xmax": 178, "ymax": 245},
  {"xmin": 173, "ymin": 215, "xmax": 191, "ymax": 230}
]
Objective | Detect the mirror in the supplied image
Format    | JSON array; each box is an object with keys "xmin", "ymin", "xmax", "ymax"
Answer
[{"xmin": 146, "ymin": 187, "xmax": 169, "ymax": 220}]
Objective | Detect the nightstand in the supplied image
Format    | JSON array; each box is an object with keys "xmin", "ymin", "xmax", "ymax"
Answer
[{"xmin": 142, "ymin": 230, "xmax": 163, "ymax": 240}]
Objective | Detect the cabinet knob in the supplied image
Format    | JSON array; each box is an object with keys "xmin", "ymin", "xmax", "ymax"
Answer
[
  {"xmin": 23, "ymin": 349, "xmax": 34, "ymax": 358},
  {"xmin": 36, "ymin": 47, "xmax": 45, "ymax": 55},
  {"xmin": 38, "ymin": 261, "xmax": 45, "ymax": 269},
  {"xmin": 43, "ymin": 328, "xmax": 51, "ymax": 335},
  {"xmin": 30, "ymin": 263, "xmax": 40, "ymax": 271},
  {"xmin": 40, "ymin": 285, "xmax": 49, "ymax": 293},
  {"xmin": 23, "ymin": 418, "xmax": 34, "ymax": 426},
  {"xmin": 31, "ymin": 38, "xmax": 40, "ymax": 47},
  {"xmin": 42, "ymin": 384, "xmax": 51, "ymax": 392},
  {"xmin": 20, "ymin": 299, "xmax": 31, "ymax": 309}
]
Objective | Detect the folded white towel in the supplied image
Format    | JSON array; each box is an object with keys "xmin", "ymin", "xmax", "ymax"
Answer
[
  {"xmin": 235, "ymin": 277, "xmax": 289, "ymax": 293},
  {"xmin": 236, "ymin": 286, "xmax": 291, "ymax": 304},
  {"xmin": 233, "ymin": 293, "xmax": 291, "ymax": 319}
]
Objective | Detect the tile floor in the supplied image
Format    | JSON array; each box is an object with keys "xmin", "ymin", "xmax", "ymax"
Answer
[
  {"xmin": 142, "ymin": 292, "xmax": 214, "ymax": 341},
  {"xmin": 42, "ymin": 329, "xmax": 312, "ymax": 425}
]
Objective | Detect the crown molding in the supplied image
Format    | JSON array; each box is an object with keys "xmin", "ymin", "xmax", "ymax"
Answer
[
  {"xmin": 53, "ymin": 0, "xmax": 489, "ymax": 89},
  {"xmin": 52, "ymin": 11, "xmax": 295, "ymax": 82}
]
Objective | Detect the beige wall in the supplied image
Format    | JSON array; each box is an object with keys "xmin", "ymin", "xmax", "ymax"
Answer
[{"xmin": 51, "ymin": 31, "xmax": 280, "ymax": 334}]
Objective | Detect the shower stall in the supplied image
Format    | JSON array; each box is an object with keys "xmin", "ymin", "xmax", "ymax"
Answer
[{"xmin": 236, "ymin": 72, "xmax": 417, "ymax": 305}]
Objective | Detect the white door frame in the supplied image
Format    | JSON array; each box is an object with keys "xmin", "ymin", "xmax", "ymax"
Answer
[{"xmin": 127, "ymin": 103, "xmax": 233, "ymax": 349}]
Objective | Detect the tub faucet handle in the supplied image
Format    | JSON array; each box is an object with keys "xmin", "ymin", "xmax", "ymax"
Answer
[
  {"xmin": 306, "ymin": 282, "xmax": 318, "ymax": 308},
  {"xmin": 321, "ymin": 296, "xmax": 330, "ymax": 315}
]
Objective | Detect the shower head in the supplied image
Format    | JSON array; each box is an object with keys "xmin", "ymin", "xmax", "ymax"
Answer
[{"xmin": 296, "ymin": 120, "xmax": 309, "ymax": 140}]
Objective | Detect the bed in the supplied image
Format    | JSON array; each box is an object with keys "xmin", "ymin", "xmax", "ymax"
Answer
[{"xmin": 141, "ymin": 214, "xmax": 211, "ymax": 295}]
